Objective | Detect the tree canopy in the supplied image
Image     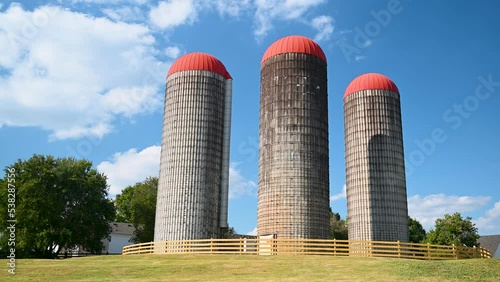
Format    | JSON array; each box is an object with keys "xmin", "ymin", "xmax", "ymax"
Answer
[
  {"xmin": 424, "ymin": 212, "xmax": 479, "ymax": 247},
  {"xmin": 330, "ymin": 209, "xmax": 348, "ymax": 240},
  {"xmin": 408, "ymin": 217, "xmax": 426, "ymax": 243},
  {"xmin": 0, "ymin": 155, "xmax": 115, "ymax": 258},
  {"xmin": 115, "ymin": 177, "xmax": 158, "ymax": 243},
  {"xmin": 115, "ymin": 185, "xmax": 134, "ymax": 223}
]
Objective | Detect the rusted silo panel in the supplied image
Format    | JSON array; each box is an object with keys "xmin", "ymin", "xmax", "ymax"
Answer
[
  {"xmin": 155, "ymin": 53, "xmax": 231, "ymax": 242},
  {"xmin": 344, "ymin": 73, "xmax": 409, "ymax": 242},
  {"xmin": 258, "ymin": 36, "xmax": 330, "ymax": 239}
]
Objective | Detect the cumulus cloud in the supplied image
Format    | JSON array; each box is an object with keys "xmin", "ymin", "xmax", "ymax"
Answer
[
  {"xmin": 97, "ymin": 146, "xmax": 256, "ymax": 198},
  {"xmin": 103, "ymin": 6, "xmax": 145, "ymax": 22},
  {"xmin": 254, "ymin": 0, "xmax": 326, "ymax": 40},
  {"xmin": 361, "ymin": 39, "xmax": 372, "ymax": 48},
  {"xmin": 68, "ymin": 0, "xmax": 149, "ymax": 4},
  {"xmin": 246, "ymin": 226, "xmax": 257, "ymax": 236},
  {"xmin": 311, "ymin": 15, "xmax": 333, "ymax": 42},
  {"xmin": 330, "ymin": 184, "xmax": 346, "ymax": 201},
  {"xmin": 355, "ymin": 55, "xmax": 366, "ymax": 62},
  {"xmin": 97, "ymin": 145, "xmax": 161, "ymax": 196},
  {"xmin": 475, "ymin": 201, "xmax": 500, "ymax": 234},
  {"xmin": 408, "ymin": 194, "xmax": 491, "ymax": 230},
  {"xmin": 204, "ymin": 0, "xmax": 252, "ymax": 17},
  {"xmin": 164, "ymin": 46, "xmax": 181, "ymax": 59},
  {"xmin": 0, "ymin": 4, "xmax": 168, "ymax": 140},
  {"xmin": 149, "ymin": 0, "xmax": 196, "ymax": 29},
  {"xmin": 229, "ymin": 162, "xmax": 257, "ymax": 199}
]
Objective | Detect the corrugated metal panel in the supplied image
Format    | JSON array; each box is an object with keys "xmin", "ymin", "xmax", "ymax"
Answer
[
  {"xmin": 219, "ymin": 78, "xmax": 232, "ymax": 228},
  {"xmin": 344, "ymin": 89, "xmax": 409, "ymax": 242},
  {"xmin": 258, "ymin": 52, "xmax": 330, "ymax": 239},
  {"xmin": 155, "ymin": 70, "xmax": 229, "ymax": 241}
]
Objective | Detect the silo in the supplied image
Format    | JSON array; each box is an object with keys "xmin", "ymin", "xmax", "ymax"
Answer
[
  {"xmin": 343, "ymin": 73, "xmax": 409, "ymax": 242},
  {"xmin": 258, "ymin": 35, "xmax": 330, "ymax": 239},
  {"xmin": 154, "ymin": 52, "xmax": 232, "ymax": 242}
]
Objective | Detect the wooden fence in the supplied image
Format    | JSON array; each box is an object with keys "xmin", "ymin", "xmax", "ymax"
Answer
[{"xmin": 122, "ymin": 238, "xmax": 491, "ymax": 260}]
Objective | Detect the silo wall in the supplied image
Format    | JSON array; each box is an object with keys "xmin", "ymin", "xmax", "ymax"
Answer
[
  {"xmin": 344, "ymin": 89, "xmax": 409, "ymax": 242},
  {"xmin": 258, "ymin": 53, "xmax": 330, "ymax": 239},
  {"xmin": 155, "ymin": 70, "xmax": 228, "ymax": 242}
]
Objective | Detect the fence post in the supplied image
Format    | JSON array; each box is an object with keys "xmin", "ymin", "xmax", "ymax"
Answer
[
  {"xmin": 397, "ymin": 241, "xmax": 401, "ymax": 258},
  {"xmin": 452, "ymin": 244, "xmax": 457, "ymax": 259},
  {"xmin": 427, "ymin": 243, "xmax": 430, "ymax": 260},
  {"xmin": 240, "ymin": 237, "xmax": 243, "ymax": 255},
  {"xmin": 210, "ymin": 238, "xmax": 213, "ymax": 255},
  {"xmin": 368, "ymin": 240, "xmax": 372, "ymax": 257},
  {"xmin": 333, "ymin": 239, "xmax": 336, "ymax": 256},
  {"xmin": 473, "ymin": 246, "xmax": 477, "ymax": 258}
]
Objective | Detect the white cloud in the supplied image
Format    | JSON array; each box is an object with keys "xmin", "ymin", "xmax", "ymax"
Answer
[
  {"xmin": 149, "ymin": 0, "xmax": 196, "ymax": 29},
  {"xmin": 0, "ymin": 4, "xmax": 169, "ymax": 140},
  {"xmin": 475, "ymin": 201, "xmax": 500, "ymax": 234},
  {"xmin": 330, "ymin": 184, "xmax": 346, "ymax": 201},
  {"xmin": 68, "ymin": 0, "xmax": 149, "ymax": 4},
  {"xmin": 229, "ymin": 162, "xmax": 257, "ymax": 199},
  {"xmin": 97, "ymin": 145, "xmax": 161, "ymax": 196},
  {"xmin": 254, "ymin": 0, "xmax": 326, "ymax": 40},
  {"xmin": 311, "ymin": 15, "xmax": 333, "ymax": 42},
  {"xmin": 355, "ymin": 55, "xmax": 366, "ymax": 62},
  {"xmin": 98, "ymin": 147, "xmax": 256, "ymax": 198},
  {"xmin": 361, "ymin": 39, "xmax": 372, "ymax": 48},
  {"xmin": 246, "ymin": 227, "xmax": 257, "ymax": 236},
  {"xmin": 103, "ymin": 6, "xmax": 144, "ymax": 22},
  {"xmin": 164, "ymin": 46, "xmax": 181, "ymax": 59},
  {"xmin": 408, "ymin": 194, "xmax": 491, "ymax": 230},
  {"xmin": 200, "ymin": 0, "xmax": 251, "ymax": 17}
]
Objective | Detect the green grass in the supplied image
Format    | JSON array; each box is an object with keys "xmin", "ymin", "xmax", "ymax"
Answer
[{"xmin": 1, "ymin": 255, "xmax": 499, "ymax": 281}]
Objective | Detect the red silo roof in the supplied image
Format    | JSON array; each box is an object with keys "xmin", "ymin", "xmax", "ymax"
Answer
[
  {"xmin": 344, "ymin": 73, "xmax": 399, "ymax": 99},
  {"xmin": 167, "ymin": 52, "xmax": 231, "ymax": 79},
  {"xmin": 261, "ymin": 35, "xmax": 326, "ymax": 64}
]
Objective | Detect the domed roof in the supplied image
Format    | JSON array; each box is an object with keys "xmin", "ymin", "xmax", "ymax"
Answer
[
  {"xmin": 167, "ymin": 52, "xmax": 231, "ymax": 79},
  {"xmin": 344, "ymin": 73, "xmax": 399, "ymax": 99},
  {"xmin": 261, "ymin": 35, "xmax": 326, "ymax": 64}
]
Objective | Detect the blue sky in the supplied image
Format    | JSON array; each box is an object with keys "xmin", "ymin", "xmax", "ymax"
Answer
[{"xmin": 1, "ymin": 0, "xmax": 499, "ymax": 236}]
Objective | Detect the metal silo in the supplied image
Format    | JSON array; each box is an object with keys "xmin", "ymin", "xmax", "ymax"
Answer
[
  {"xmin": 258, "ymin": 36, "xmax": 330, "ymax": 239},
  {"xmin": 343, "ymin": 73, "xmax": 409, "ymax": 242},
  {"xmin": 154, "ymin": 52, "xmax": 232, "ymax": 242}
]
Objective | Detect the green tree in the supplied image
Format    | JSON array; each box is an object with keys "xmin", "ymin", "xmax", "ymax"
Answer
[
  {"xmin": 330, "ymin": 209, "xmax": 348, "ymax": 240},
  {"xmin": 115, "ymin": 186, "xmax": 134, "ymax": 223},
  {"xmin": 223, "ymin": 227, "xmax": 236, "ymax": 238},
  {"xmin": 0, "ymin": 155, "xmax": 115, "ymax": 258},
  {"xmin": 408, "ymin": 217, "xmax": 426, "ymax": 243},
  {"xmin": 424, "ymin": 212, "xmax": 479, "ymax": 247},
  {"xmin": 116, "ymin": 177, "xmax": 158, "ymax": 243}
]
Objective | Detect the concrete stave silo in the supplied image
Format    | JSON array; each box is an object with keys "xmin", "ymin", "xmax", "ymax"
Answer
[
  {"xmin": 258, "ymin": 35, "xmax": 330, "ymax": 239},
  {"xmin": 154, "ymin": 52, "xmax": 232, "ymax": 242},
  {"xmin": 343, "ymin": 73, "xmax": 409, "ymax": 242}
]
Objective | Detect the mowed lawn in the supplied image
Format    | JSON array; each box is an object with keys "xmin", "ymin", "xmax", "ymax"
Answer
[{"xmin": 1, "ymin": 254, "xmax": 499, "ymax": 281}]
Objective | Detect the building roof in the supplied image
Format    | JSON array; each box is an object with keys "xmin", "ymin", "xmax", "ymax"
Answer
[
  {"xmin": 478, "ymin": 235, "xmax": 500, "ymax": 257},
  {"xmin": 261, "ymin": 35, "xmax": 326, "ymax": 64},
  {"xmin": 167, "ymin": 52, "xmax": 231, "ymax": 79},
  {"xmin": 109, "ymin": 222, "xmax": 135, "ymax": 235},
  {"xmin": 344, "ymin": 73, "xmax": 399, "ymax": 99}
]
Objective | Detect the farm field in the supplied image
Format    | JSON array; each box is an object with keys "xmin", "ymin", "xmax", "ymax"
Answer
[{"xmin": 1, "ymin": 254, "xmax": 499, "ymax": 281}]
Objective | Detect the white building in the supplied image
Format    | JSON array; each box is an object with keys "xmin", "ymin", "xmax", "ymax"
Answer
[{"xmin": 103, "ymin": 222, "xmax": 135, "ymax": 255}]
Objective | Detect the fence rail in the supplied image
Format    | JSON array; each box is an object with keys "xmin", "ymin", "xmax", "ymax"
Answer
[{"xmin": 122, "ymin": 238, "xmax": 491, "ymax": 260}]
